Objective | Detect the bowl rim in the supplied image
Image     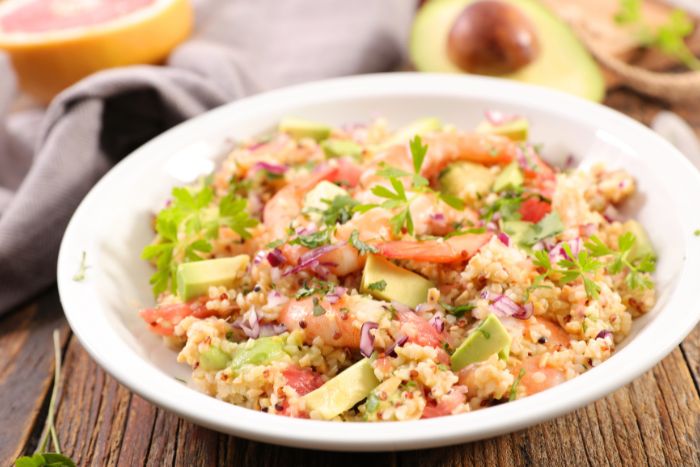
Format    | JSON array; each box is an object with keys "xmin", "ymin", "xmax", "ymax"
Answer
[{"xmin": 57, "ymin": 72, "xmax": 700, "ymax": 451}]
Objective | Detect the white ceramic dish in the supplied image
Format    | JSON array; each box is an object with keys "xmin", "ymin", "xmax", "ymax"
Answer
[{"xmin": 57, "ymin": 73, "xmax": 700, "ymax": 451}]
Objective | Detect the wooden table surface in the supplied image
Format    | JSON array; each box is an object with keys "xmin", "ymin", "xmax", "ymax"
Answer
[{"xmin": 2, "ymin": 88, "xmax": 700, "ymax": 467}]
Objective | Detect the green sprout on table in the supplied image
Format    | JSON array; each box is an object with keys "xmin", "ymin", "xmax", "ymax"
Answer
[{"xmin": 15, "ymin": 330, "xmax": 76, "ymax": 467}]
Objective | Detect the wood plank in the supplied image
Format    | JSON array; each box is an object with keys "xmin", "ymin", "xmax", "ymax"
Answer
[
  {"xmin": 680, "ymin": 325, "xmax": 700, "ymax": 390},
  {"xmin": 0, "ymin": 288, "xmax": 69, "ymax": 466}
]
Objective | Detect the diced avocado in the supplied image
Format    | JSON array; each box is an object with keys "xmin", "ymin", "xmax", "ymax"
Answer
[
  {"xmin": 492, "ymin": 161, "xmax": 524, "ymax": 192},
  {"xmin": 410, "ymin": 0, "xmax": 605, "ymax": 102},
  {"xmin": 450, "ymin": 314, "xmax": 512, "ymax": 371},
  {"xmin": 321, "ymin": 139, "xmax": 363, "ymax": 159},
  {"xmin": 476, "ymin": 117, "xmax": 529, "ymax": 141},
  {"xmin": 200, "ymin": 346, "xmax": 231, "ymax": 371},
  {"xmin": 622, "ymin": 220, "xmax": 656, "ymax": 261},
  {"xmin": 230, "ymin": 336, "xmax": 288, "ymax": 370},
  {"xmin": 502, "ymin": 220, "xmax": 531, "ymax": 247},
  {"xmin": 177, "ymin": 256, "xmax": 249, "ymax": 301},
  {"xmin": 302, "ymin": 180, "xmax": 349, "ymax": 221},
  {"xmin": 439, "ymin": 161, "xmax": 495, "ymax": 200},
  {"xmin": 279, "ymin": 118, "xmax": 331, "ymax": 141},
  {"xmin": 302, "ymin": 358, "xmax": 379, "ymax": 420},
  {"xmin": 380, "ymin": 117, "xmax": 442, "ymax": 148},
  {"xmin": 361, "ymin": 254, "xmax": 434, "ymax": 308}
]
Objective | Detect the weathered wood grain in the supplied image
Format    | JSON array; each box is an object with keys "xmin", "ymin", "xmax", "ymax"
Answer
[{"xmin": 0, "ymin": 288, "xmax": 69, "ymax": 467}]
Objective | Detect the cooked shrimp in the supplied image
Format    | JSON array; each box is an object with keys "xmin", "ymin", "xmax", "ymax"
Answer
[
  {"xmin": 278, "ymin": 294, "xmax": 389, "ymax": 347},
  {"xmin": 515, "ymin": 355, "xmax": 567, "ymax": 396},
  {"xmin": 139, "ymin": 297, "xmax": 212, "ymax": 336},
  {"xmin": 377, "ymin": 232, "xmax": 493, "ymax": 263},
  {"xmin": 421, "ymin": 132, "xmax": 516, "ymax": 179}
]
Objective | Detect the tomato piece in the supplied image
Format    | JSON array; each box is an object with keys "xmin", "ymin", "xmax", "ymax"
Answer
[
  {"xmin": 139, "ymin": 297, "xmax": 211, "ymax": 336},
  {"xmin": 282, "ymin": 366, "xmax": 325, "ymax": 396},
  {"xmin": 519, "ymin": 198, "xmax": 551, "ymax": 223}
]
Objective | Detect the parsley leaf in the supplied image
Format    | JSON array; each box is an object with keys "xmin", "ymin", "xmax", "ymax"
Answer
[
  {"xmin": 312, "ymin": 297, "xmax": 326, "ymax": 316},
  {"xmin": 296, "ymin": 279, "xmax": 335, "ymax": 299},
  {"xmin": 410, "ymin": 135, "xmax": 428, "ymax": 174},
  {"xmin": 367, "ymin": 280, "xmax": 388, "ymax": 291},
  {"xmin": 439, "ymin": 192, "xmax": 465, "ymax": 210},
  {"xmin": 532, "ymin": 244, "xmax": 603, "ymax": 299},
  {"xmin": 584, "ymin": 233, "xmax": 656, "ymax": 290},
  {"xmin": 509, "ymin": 368, "xmax": 526, "ymax": 401},
  {"xmin": 441, "ymin": 301, "xmax": 475, "ymax": 318},
  {"xmin": 349, "ymin": 229, "xmax": 378, "ymax": 254},
  {"xmin": 520, "ymin": 212, "xmax": 564, "ymax": 246},
  {"xmin": 289, "ymin": 228, "xmax": 334, "ymax": 248},
  {"xmin": 482, "ymin": 195, "xmax": 523, "ymax": 222},
  {"xmin": 141, "ymin": 186, "xmax": 258, "ymax": 297},
  {"xmin": 318, "ymin": 195, "xmax": 359, "ymax": 225}
]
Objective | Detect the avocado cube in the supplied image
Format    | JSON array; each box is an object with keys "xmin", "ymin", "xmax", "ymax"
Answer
[
  {"xmin": 230, "ymin": 336, "xmax": 288, "ymax": 370},
  {"xmin": 450, "ymin": 314, "xmax": 512, "ymax": 371},
  {"xmin": 476, "ymin": 118, "xmax": 529, "ymax": 141},
  {"xmin": 439, "ymin": 161, "xmax": 495, "ymax": 200},
  {"xmin": 176, "ymin": 255, "xmax": 249, "ymax": 301},
  {"xmin": 502, "ymin": 220, "xmax": 531, "ymax": 248},
  {"xmin": 380, "ymin": 117, "xmax": 442, "ymax": 149},
  {"xmin": 360, "ymin": 254, "xmax": 434, "ymax": 308},
  {"xmin": 200, "ymin": 346, "xmax": 231, "ymax": 371},
  {"xmin": 622, "ymin": 220, "xmax": 655, "ymax": 261},
  {"xmin": 492, "ymin": 161, "xmax": 524, "ymax": 192},
  {"xmin": 279, "ymin": 118, "xmax": 331, "ymax": 141},
  {"xmin": 302, "ymin": 180, "xmax": 349, "ymax": 222},
  {"xmin": 302, "ymin": 358, "xmax": 379, "ymax": 420},
  {"xmin": 321, "ymin": 139, "xmax": 363, "ymax": 159}
]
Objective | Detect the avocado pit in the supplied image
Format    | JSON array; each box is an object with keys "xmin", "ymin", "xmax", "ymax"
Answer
[{"xmin": 447, "ymin": 0, "xmax": 540, "ymax": 75}]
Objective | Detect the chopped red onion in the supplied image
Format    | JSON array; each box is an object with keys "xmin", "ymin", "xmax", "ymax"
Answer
[
  {"xmin": 532, "ymin": 241, "xmax": 545, "ymax": 252},
  {"xmin": 428, "ymin": 314, "xmax": 444, "ymax": 333},
  {"xmin": 497, "ymin": 232, "xmax": 510, "ymax": 246},
  {"xmin": 542, "ymin": 237, "xmax": 558, "ymax": 252},
  {"xmin": 253, "ymin": 250, "xmax": 266, "ymax": 265},
  {"xmin": 484, "ymin": 110, "xmax": 521, "ymax": 126},
  {"xmin": 325, "ymin": 286, "xmax": 347, "ymax": 305},
  {"xmin": 596, "ymin": 330, "xmax": 613, "ymax": 340},
  {"xmin": 267, "ymin": 248, "xmax": 286, "ymax": 267},
  {"xmin": 283, "ymin": 243, "xmax": 343, "ymax": 276},
  {"xmin": 480, "ymin": 289, "xmax": 492, "ymax": 300},
  {"xmin": 258, "ymin": 323, "xmax": 287, "ymax": 337},
  {"xmin": 247, "ymin": 140, "xmax": 268, "ymax": 152},
  {"xmin": 360, "ymin": 321, "xmax": 378, "ymax": 358},
  {"xmin": 490, "ymin": 295, "xmax": 522, "ymax": 317},
  {"xmin": 515, "ymin": 146, "xmax": 528, "ymax": 170},
  {"xmin": 386, "ymin": 334, "xmax": 408, "ymax": 357},
  {"xmin": 563, "ymin": 154, "xmax": 578, "ymax": 170},
  {"xmin": 486, "ymin": 221, "xmax": 498, "ymax": 232},
  {"xmin": 513, "ymin": 302, "xmax": 533, "ymax": 320},
  {"xmin": 603, "ymin": 205, "xmax": 622, "ymax": 223},
  {"xmin": 234, "ymin": 309, "xmax": 260, "ymax": 339},
  {"xmin": 252, "ymin": 161, "xmax": 288, "ymax": 174},
  {"xmin": 431, "ymin": 212, "xmax": 446, "ymax": 221}
]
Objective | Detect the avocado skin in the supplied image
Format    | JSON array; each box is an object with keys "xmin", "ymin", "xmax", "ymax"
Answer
[
  {"xmin": 177, "ymin": 255, "xmax": 249, "ymax": 301},
  {"xmin": 361, "ymin": 254, "xmax": 435, "ymax": 308},
  {"xmin": 302, "ymin": 358, "xmax": 379, "ymax": 420},
  {"xmin": 450, "ymin": 313, "xmax": 512, "ymax": 371},
  {"xmin": 410, "ymin": 0, "xmax": 605, "ymax": 102}
]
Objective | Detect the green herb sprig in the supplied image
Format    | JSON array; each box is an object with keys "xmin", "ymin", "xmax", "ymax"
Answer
[
  {"xmin": 509, "ymin": 368, "xmax": 526, "ymax": 401},
  {"xmin": 532, "ymin": 245, "xmax": 604, "ymax": 299},
  {"xmin": 15, "ymin": 330, "xmax": 77, "ymax": 467},
  {"xmin": 585, "ymin": 233, "xmax": 656, "ymax": 290},
  {"xmin": 141, "ymin": 186, "xmax": 258, "ymax": 297}
]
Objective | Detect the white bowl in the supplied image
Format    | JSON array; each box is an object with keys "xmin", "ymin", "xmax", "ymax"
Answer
[{"xmin": 57, "ymin": 73, "xmax": 700, "ymax": 451}]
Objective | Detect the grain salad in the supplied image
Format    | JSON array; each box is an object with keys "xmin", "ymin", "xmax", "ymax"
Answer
[{"xmin": 138, "ymin": 113, "xmax": 656, "ymax": 421}]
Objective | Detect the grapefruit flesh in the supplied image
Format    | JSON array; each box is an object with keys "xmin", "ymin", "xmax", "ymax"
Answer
[{"xmin": 0, "ymin": 0, "xmax": 193, "ymax": 103}]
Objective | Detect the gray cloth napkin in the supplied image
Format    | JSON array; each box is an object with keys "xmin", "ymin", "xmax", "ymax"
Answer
[{"xmin": 0, "ymin": 0, "xmax": 416, "ymax": 314}]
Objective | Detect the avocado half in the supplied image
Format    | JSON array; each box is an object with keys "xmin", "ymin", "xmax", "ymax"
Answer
[{"xmin": 410, "ymin": 0, "xmax": 605, "ymax": 102}]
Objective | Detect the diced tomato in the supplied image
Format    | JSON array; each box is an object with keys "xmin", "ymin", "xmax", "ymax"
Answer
[
  {"xmin": 329, "ymin": 157, "xmax": 363, "ymax": 188},
  {"xmin": 519, "ymin": 198, "xmax": 551, "ymax": 223},
  {"xmin": 282, "ymin": 366, "xmax": 325, "ymax": 396},
  {"xmin": 139, "ymin": 297, "xmax": 212, "ymax": 336}
]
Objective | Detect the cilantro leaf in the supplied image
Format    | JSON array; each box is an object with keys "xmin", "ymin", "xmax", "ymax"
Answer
[
  {"xmin": 509, "ymin": 368, "xmax": 526, "ymax": 401},
  {"xmin": 441, "ymin": 302, "xmax": 475, "ymax": 318},
  {"xmin": 319, "ymin": 195, "xmax": 359, "ymax": 225},
  {"xmin": 349, "ymin": 229, "xmax": 378, "ymax": 254},
  {"xmin": 439, "ymin": 192, "xmax": 465, "ymax": 211}
]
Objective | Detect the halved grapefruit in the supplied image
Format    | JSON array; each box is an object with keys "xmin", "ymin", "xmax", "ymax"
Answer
[{"xmin": 0, "ymin": 0, "xmax": 193, "ymax": 103}]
